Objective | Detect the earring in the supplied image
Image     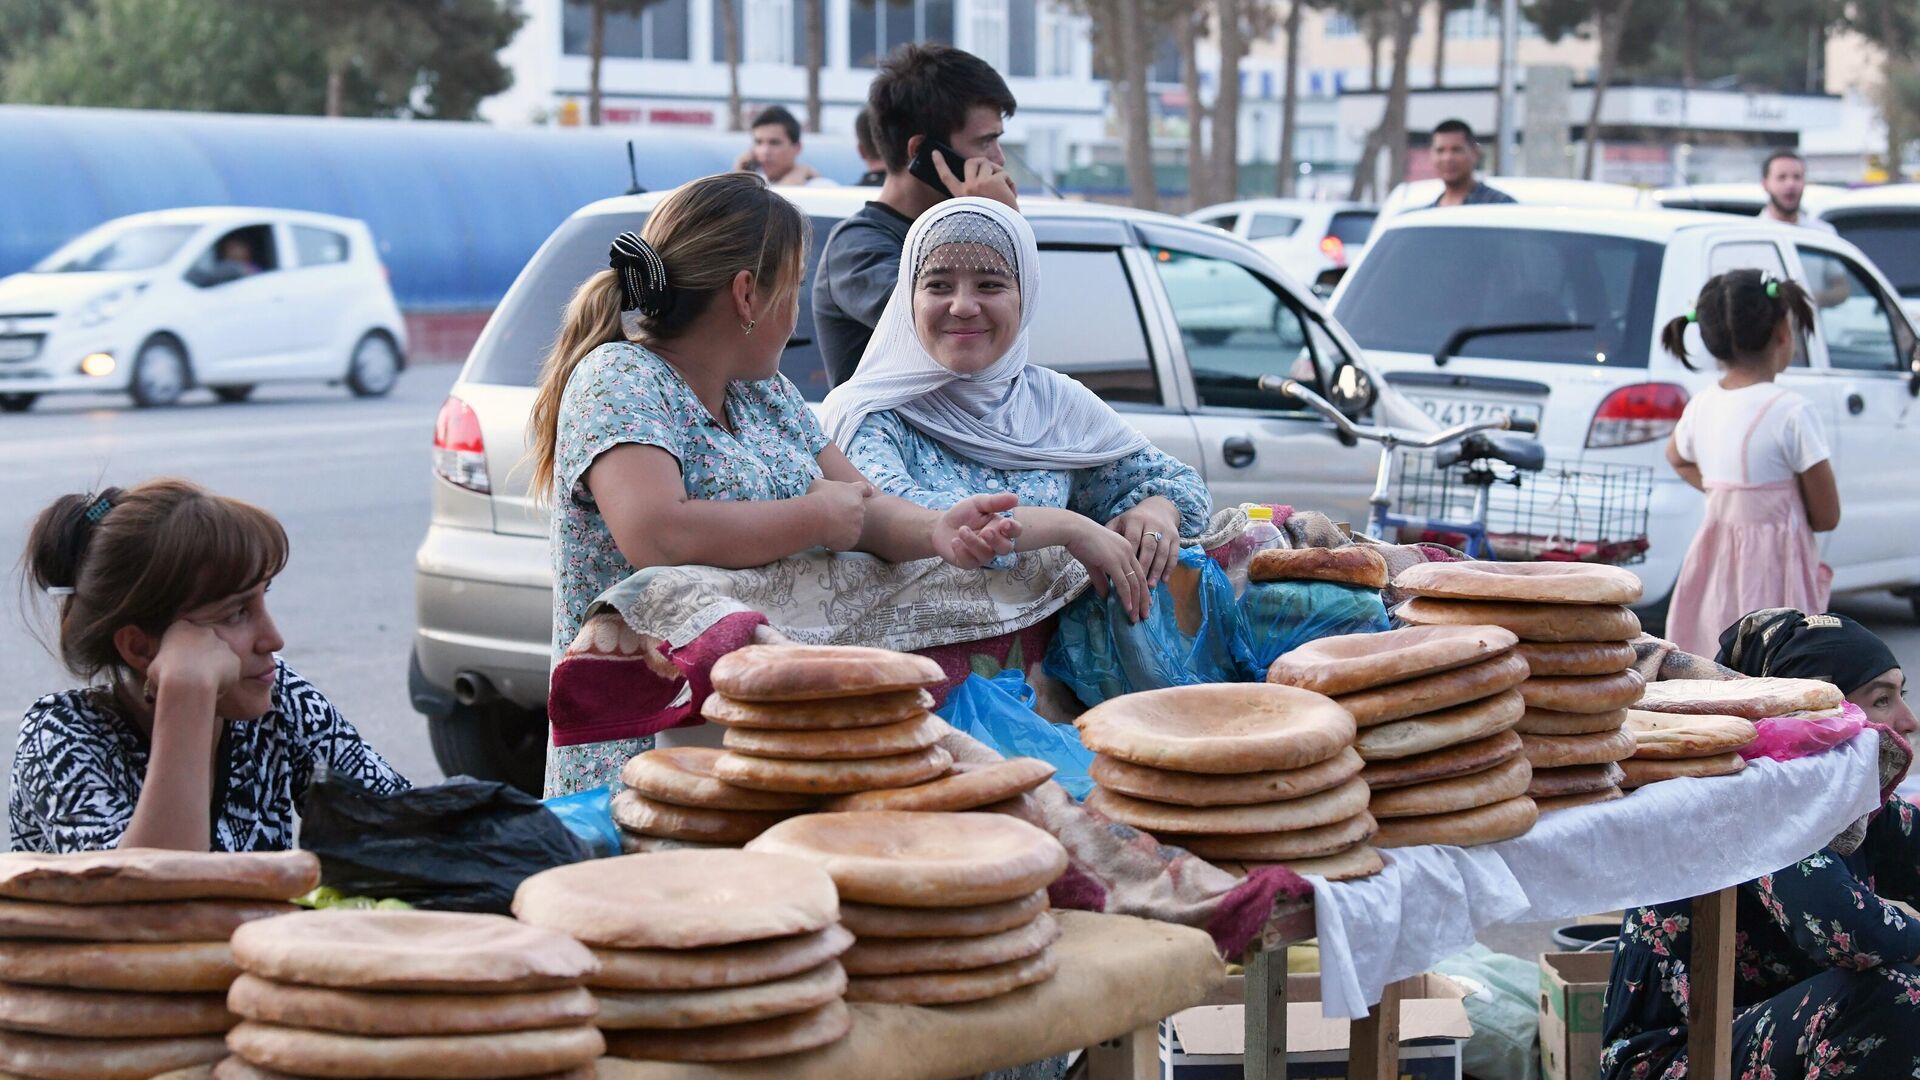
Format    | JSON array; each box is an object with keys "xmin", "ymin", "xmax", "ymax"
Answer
[{"xmin": 742, "ymin": 320, "xmax": 756, "ymax": 336}]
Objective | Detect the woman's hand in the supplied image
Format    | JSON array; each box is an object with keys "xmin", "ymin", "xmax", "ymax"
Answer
[
  {"xmin": 931, "ymin": 493, "xmax": 1022, "ymax": 569},
  {"xmin": 1106, "ymin": 496, "xmax": 1183, "ymax": 588},
  {"xmin": 1068, "ymin": 517, "xmax": 1149, "ymax": 622},
  {"xmin": 806, "ymin": 477, "xmax": 875, "ymax": 551},
  {"xmin": 145, "ymin": 620, "xmax": 242, "ymax": 703}
]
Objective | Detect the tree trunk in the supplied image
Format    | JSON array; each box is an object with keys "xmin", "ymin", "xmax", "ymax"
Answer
[
  {"xmin": 1212, "ymin": 0, "xmax": 1245, "ymax": 202},
  {"xmin": 1383, "ymin": 0, "xmax": 1417, "ymax": 191},
  {"xmin": 1681, "ymin": 0, "xmax": 1697, "ymax": 89},
  {"xmin": 325, "ymin": 62, "xmax": 345, "ymax": 117},
  {"xmin": 1581, "ymin": 0, "xmax": 1633, "ymax": 181},
  {"xmin": 1347, "ymin": 126, "xmax": 1385, "ymax": 200},
  {"xmin": 718, "ymin": 0, "xmax": 742, "ymax": 129},
  {"xmin": 1367, "ymin": 16, "xmax": 1383, "ymax": 90},
  {"xmin": 1179, "ymin": 8, "xmax": 1207, "ymax": 206},
  {"xmin": 1119, "ymin": 0, "xmax": 1159, "ymax": 210},
  {"xmin": 1277, "ymin": 0, "xmax": 1302, "ymax": 195},
  {"xmin": 1433, "ymin": 0, "xmax": 1446, "ymax": 88},
  {"xmin": 588, "ymin": 0, "xmax": 606, "ymax": 126},
  {"xmin": 805, "ymin": 0, "xmax": 824, "ymax": 133},
  {"xmin": 1881, "ymin": 0, "xmax": 1904, "ymax": 177}
]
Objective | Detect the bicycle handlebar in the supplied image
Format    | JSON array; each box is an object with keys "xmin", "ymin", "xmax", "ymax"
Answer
[{"xmin": 1255, "ymin": 375, "xmax": 1528, "ymax": 449}]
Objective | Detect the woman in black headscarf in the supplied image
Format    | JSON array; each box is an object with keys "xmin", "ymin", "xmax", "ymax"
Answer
[{"xmin": 1599, "ymin": 610, "xmax": 1917, "ymax": 1080}]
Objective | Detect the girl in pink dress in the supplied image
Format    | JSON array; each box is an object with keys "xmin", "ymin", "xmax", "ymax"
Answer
[{"xmin": 1662, "ymin": 270, "xmax": 1840, "ymax": 657}]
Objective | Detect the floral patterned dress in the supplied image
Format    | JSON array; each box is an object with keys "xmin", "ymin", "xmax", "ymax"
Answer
[
  {"xmin": 1600, "ymin": 796, "xmax": 1920, "ymax": 1079},
  {"xmin": 546, "ymin": 340, "xmax": 827, "ymax": 797}
]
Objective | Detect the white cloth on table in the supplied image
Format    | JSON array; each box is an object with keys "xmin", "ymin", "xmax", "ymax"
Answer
[{"xmin": 1308, "ymin": 729, "xmax": 1883, "ymax": 1019}]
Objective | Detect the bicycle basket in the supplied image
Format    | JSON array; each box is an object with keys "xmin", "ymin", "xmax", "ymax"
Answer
[{"xmin": 1391, "ymin": 450, "xmax": 1654, "ymax": 566}]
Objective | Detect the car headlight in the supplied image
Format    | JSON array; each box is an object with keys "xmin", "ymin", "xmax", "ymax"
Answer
[{"xmin": 75, "ymin": 283, "xmax": 147, "ymax": 328}]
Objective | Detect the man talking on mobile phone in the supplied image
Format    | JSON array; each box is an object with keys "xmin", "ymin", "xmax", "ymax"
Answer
[{"xmin": 813, "ymin": 44, "xmax": 1020, "ymax": 387}]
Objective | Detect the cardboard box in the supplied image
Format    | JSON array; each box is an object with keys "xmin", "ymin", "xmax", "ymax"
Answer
[
  {"xmin": 1163, "ymin": 972, "xmax": 1471, "ymax": 1079},
  {"xmin": 1538, "ymin": 952, "xmax": 1613, "ymax": 1080}
]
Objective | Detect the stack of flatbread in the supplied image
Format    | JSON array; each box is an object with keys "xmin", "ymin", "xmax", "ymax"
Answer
[
  {"xmin": 515, "ymin": 850, "xmax": 853, "ymax": 1062},
  {"xmin": 219, "ymin": 909, "xmax": 602, "ymax": 1079},
  {"xmin": 0, "ymin": 849, "xmax": 316, "ymax": 1080},
  {"xmin": 1394, "ymin": 562, "xmax": 1645, "ymax": 814},
  {"xmin": 615, "ymin": 747, "xmax": 815, "ymax": 847},
  {"xmin": 1618, "ymin": 677, "xmax": 1832, "ymax": 788},
  {"xmin": 748, "ymin": 812, "xmax": 1069, "ymax": 1006},
  {"xmin": 1073, "ymin": 684, "xmax": 1380, "ymax": 880},
  {"xmin": 1270, "ymin": 625, "xmax": 1536, "ymax": 849}
]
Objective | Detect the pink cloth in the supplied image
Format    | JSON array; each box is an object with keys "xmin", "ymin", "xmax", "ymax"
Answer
[
  {"xmin": 1665, "ymin": 480, "xmax": 1830, "ymax": 657},
  {"xmin": 1741, "ymin": 701, "xmax": 1868, "ymax": 764}
]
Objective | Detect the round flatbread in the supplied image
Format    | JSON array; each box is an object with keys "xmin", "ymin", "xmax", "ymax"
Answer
[
  {"xmin": 0, "ymin": 899, "xmax": 295, "ymax": 944},
  {"xmin": 844, "ymin": 950, "xmax": 1057, "ymax": 1006},
  {"xmin": 588, "ymin": 925, "xmax": 854, "ymax": 992},
  {"xmin": 0, "ymin": 983, "xmax": 231, "ymax": 1037},
  {"xmin": 1074, "ymin": 684, "xmax": 1355, "ymax": 775},
  {"xmin": 838, "ymin": 891, "xmax": 1049, "ymax": 940},
  {"xmin": 619, "ymin": 749, "xmax": 817, "ymax": 811},
  {"xmin": 1514, "ymin": 641, "xmax": 1637, "ymax": 677},
  {"xmin": 595, "ymin": 960, "xmax": 846, "ymax": 1031},
  {"xmin": 721, "ymin": 714, "xmax": 946, "ymax": 761},
  {"xmin": 1393, "ymin": 561, "xmax": 1644, "ymax": 606},
  {"xmin": 1518, "ymin": 669, "xmax": 1646, "ymax": 714},
  {"xmin": 710, "ymin": 645, "xmax": 944, "ymax": 703},
  {"xmin": 1536, "ymin": 786, "xmax": 1626, "ymax": 813},
  {"xmin": 0, "ymin": 1030, "xmax": 225, "ymax": 1080},
  {"xmin": 1088, "ymin": 748, "xmax": 1362, "ymax": 808},
  {"xmin": 1634, "ymin": 677, "xmax": 1843, "ymax": 720},
  {"xmin": 1165, "ymin": 811, "xmax": 1378, "ymax": 862},
  {"xmin": 1396, "ymin": 598, "xmax": 1641, "ymax": 643},
  {"xmin": 1372, "ymin": 796, "xmax": 1538, "ymax": 849},
  {"xmin": 1353, "ymin": 689, "xmax": 1525, "ymax": 762},
  {"xmin": 1524, "ymin": 762, "xmax": 1626, "ymax": 799},
  {"xmin": 225, "ymin": 1021, "xmax": 604, "ymax": 1078},
  {"xmin": 231, "ymin": 910, "xmax": 595, "ymax": 994},
  {"xmin": 1359, "ymin": 729, "xmax": 1522, "ymax": 791},
  {"xmin": 1087, "ymin": 776, "xmax": 1371, "ymax": 836},
  {"xmin": 1248, "ymin": 546, "xmax": 1389, "ymax": 589},
  {"xmin": 0, "ymin": 851, "xmax": 317, "ymax": 906},
  {"xmin": 602, "ymin": 999, "xmax": 851, "ymax": 1062},
  {"xmin": 841, "ymin": 913, "xmax": 1058, "ymax": 978},
  {"xmin": 1518, "ymin": 729, "xmax": 1637, "ymax": 770},
  {"xmin": 1515, "ymin": 707, "xmax": 1630, "ymax": 736},
  {"xmin": 1334, "ymin": 652, "xmax": 1529, "ymax": 728},
  {"xmin": 610, "ymin": 789, "xmax": 789, "ymax": 844},
  {"xmin": 702, "ymin": 689, "xmax": 937, "ymax": 730},
  {"xmin": 1369, "ymin": 755, "xmax": 1532, "ymax": 819},
  {"xmin": 225, "ymin": 975, "xmax": 597, "ymax": 1037},
  {"xmin": 1619, "ymin": 753, "xmax": 1747, "ymax": 788},
  {"xmin": 1274, "ymin": 843, "xmax": 1386, "ymax": 882},
  {"xmin": 746, "ymin": 811, "xmax": 1068, "ymax": 908},
  {"xmin": 0, "ymin": 940, "xmax": 236, "ymax": 993},
  {"xmin": 1266, "ymin": 625, "xmax": 1519, "ymax": 696},
  {"xmin": 713, "ymin": 745, "xmax": 954, "ymax": 794},
  {"xmin": 209, "ymin": 1060, "xmax": 594, "ymax": 1080},
  {"xmin": 1624, "ymin": 711, "xmax": 1759, "ymax": 760},
  {"xmin": 514, "ymin": 850, "xmax": 837, "ymax": 951},
  {"xmin": 824, "ymin": 759, "xmax": 1056, "ymax": 813}
]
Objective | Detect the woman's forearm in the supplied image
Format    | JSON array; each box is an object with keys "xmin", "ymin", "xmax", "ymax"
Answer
[
  {"xmin": 619, "ymin": 496, "xmax": 829, "ymax": 570},
  {"xmin": 1009, "ymin": 507, "xmax": 1086, "ymax": 551},
  {"xmin": 117, "ymin": 684, "xmax": 220, "ymax": 851},
  {"xmin": 857, "ymin": 495, "xmax": 941, "ymax": 562},
  {"xmin": 1673, "ymin": 462, "xmax": 1705, "ymax": 492}
]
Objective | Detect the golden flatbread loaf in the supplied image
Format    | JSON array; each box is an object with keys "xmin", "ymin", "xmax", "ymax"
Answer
[
  {"xmin": 1518, "ymin": 729, "xmax": 1637, "ymax": 770},
  {"xmin": 748, "ymin": 811, "xmax": 1068, "ymax": 908},
  {"xmin": 1515, "ymin": 707, "xmax": 1630, "ymax": 736},
  {"xmin": 0, "ymin": 899, "xmax": 294, "ymax": 944},
  {"xmin": 1619, "ymin": 752, "xmax": 1747, "ymax": 788},
  {"xmin": 225, "ymin": 975, "xmax": 596, "ymax": 1037},
  {"xmin": 1396, "ymin": 598, "xmax": 1641, "ymax": 643},
  {"xmin": 1087, "ymin": 777, "xmax": 1371, "ymax": 836},
  {"xmin": 824, "ymin": 759, "xmax": 1056, "ymax": 813},
  {"xmin": 1634, "ymin": 677, "xmax": 1843, "ymax": 719},
  {"xmin": 1535, "ymin": 787, "xmax": 1625, "ymax": 813},
  {"xmin": 587, "ymin": 925, "xmax": 854, "ymax": 992},
  {"xmin": 602, "ymin": 999, "xmax": 851, "ymax": 1062},
  {"xmin": 1074, "ymin": 683, "xmax": 1355, "ymax": 774},
  {"xmin": 1088, "ymin": 747, "xmax": 1362, "ymax": 808},
  {"xmin": 841, "ymin": 913, "xmax": 1058, "ymax": 976},
  {"xmin": 1164, "ymin": 811, "xmax": 1378, "ymax": 862},
  {"xmin": 702, "ymin": 688, "xmax": 936, "ymax": 730},
  {"xmin": 0, "ymin": 851, "xmax": 317, "ymax": 906},
  {"xmin": 712, "ymin": 744, "xmax": 954, "ymax": 794},
  {"xmin": 609, "ymin": 789, "xmax": 789, "ymax": 844},
  {"xmin": 709, "ymin": 645, "xmax": 943, "ymax": 702},
  {"xmin": 1334, "ymin": 652, "xmax": 1529, "ymax": 727},
  {"xmin": 231, "ymin": 910, "xmax": 596, "ymax": 994},
  {"xmin": 1625, "ymin": 711, "xmax": 1758, "ymax": 760},
  {"xmin": 1372, "ymin": 795, "xmax": 1538, "ymax": 849},
  {"xmin": 837, "ymin": 891, "xmax": 1049, "ymax": 940},
  {"xmin": 1274, "ymin": 843, "xmax": 1385, "ymax": 882},
  {"xmin": 1266, "ymin": 625, "xmax": 1519, "ymax": 696},
  {"xmin": 1514, "ymin": 641, "xmax": 1637, "ymax": 677},
  {"xmin": 619, "ymin": 748, "xmax": 817, "ymax": 811},
  {"xmin": 594, "ymin": 960, "xmax": 846, "ymax": 1030},
  {"xmin": 0, "ymin": 941, "xmax": 236, "ymax": 993},
  {"xmin": 514, "ymin": 850, "xmax": 837, "ymax": 951},
  {"xmin": 843, "ymin": 950, "xmax": 1057, "ymax": 1006},
  {"xmin": 1518, "ymin": 669, "xmax": 1646, "ymax": 714},
  {"xmin": 224, "ymin": 1020, "xmax": 604, "ymax": 1078},
  {"xmin": 1247, "ymin": 546, "xmax": 1389, "ymax": 589},
  {"xmin": 0, "ymin": 983, "xmax": 232, "ymax": 1037},
  {"xmin": 1393, "ymin": 561, "xmax": 1644, "ymax": 606},
  {"xmin": 1353, "ymin": 689, "xmax": 1525, "ymax": 762},
  {"xmin": 0, "ymin": 1030, "xmax": 225, "ymax": 1080},
  {"xmin": 1525, "ymin": 762, "xmax": 1626, "ymax": 799},
  {"xmin": 721, "ymin": 713, "xmax": 946, "ymax": 761},
  {"xmin": 1359, "ymin": 729, "xmax": 1522, "ymax": 790},
  {"xmin": 1369, "ymin": 755, "xmax": 1532, "ymax": 819}
]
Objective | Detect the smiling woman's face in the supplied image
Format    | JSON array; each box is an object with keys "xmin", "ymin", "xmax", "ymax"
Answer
[{"xmin": 912, "ymin": 242, "xmax": 1021, "ymax": 375}]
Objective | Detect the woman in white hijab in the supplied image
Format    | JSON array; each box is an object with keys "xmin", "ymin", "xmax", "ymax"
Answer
[{"xmin": 819, "ymin": 198, "xmax": 1209, "ymax": 622}]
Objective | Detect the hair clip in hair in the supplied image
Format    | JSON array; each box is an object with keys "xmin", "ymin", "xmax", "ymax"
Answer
[
  {"xmin": 83, "ymin": 495, "xmax": 112, "ymax": 523},
  {"xmin": 1765, "ymin": 279, "xmax": 1780, "ymax": 299},
  {"xmin": 44, "ymin": 586, "xmax": 74, "ymax": 597},
  {"xmin": 609, "ymin": 232, "xmax": 673, "ymax": 318},
  {"xmin": 1685, "ymin": 309, "xmax": 1697, "ymax": 324}
]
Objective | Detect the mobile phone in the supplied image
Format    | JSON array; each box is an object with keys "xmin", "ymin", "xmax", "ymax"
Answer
[{"xmin": 907, "ymin": 137, "xmax": 970, "ymax": 198}]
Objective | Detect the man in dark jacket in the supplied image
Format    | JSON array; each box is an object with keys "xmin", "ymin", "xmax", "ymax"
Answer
[{"xmin": 1428, "ymin": 119, "xmax": 1515, "ymax": 207}]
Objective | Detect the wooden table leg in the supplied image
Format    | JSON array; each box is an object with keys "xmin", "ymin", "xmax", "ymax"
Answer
[
  {"xmin": 1347, "ymin": 977, "xmax": 1405, "ymax": 1080},
  {"xmin": 1085, "ymin": 1024, "xmax": 1159, "ymax": 1080},
  {"xmin": 1687, "ymin": 887, "xmax": 1737, "ymax": 1080},
  {"xmin": 1243, "ymin": 946, "xmax": 1289, "ymax": 1080}
]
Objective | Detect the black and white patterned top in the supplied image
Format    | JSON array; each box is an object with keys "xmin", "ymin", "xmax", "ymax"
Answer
[{"xmin": 8, "ymin": 660, "xmax": 409, "ymax": 853}]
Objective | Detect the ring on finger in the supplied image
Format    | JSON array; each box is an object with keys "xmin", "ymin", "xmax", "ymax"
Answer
[{"xmin": 1145, "ymin": 531, "xmax": 1164, "ymax": 544}]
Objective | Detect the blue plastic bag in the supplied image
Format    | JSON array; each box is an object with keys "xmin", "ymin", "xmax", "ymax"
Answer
[
  {"xmin": 938, "ymin": 671, "xmax": 1094, "ymax": 800},
  {"xmin": 541, "ymin": 787, "xmax": 623, "ymax": 859},
  {"xmin": 1042, "ymin": 546, "xmax": 1246, "ymax": 708},
  {"xmin": 1234, "ymin": 579, "xmax": 1390, "ymax": 678}
]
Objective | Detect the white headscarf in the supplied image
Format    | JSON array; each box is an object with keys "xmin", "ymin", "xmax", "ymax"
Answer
[{"xmin": 818, "ymin": 197, "xmax": 1152, "ymax": 470}]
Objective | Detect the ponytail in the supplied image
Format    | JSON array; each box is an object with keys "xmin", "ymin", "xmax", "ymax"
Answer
[
  {"xmin": 1664, "ymin": 269, "xmax": 1817, "ymax": 372},
  {"xmin": 525, "ymin": 271, "xmax": 626, "ymax": 505},
  {"xmin": 1659, "ymin": 311, "xmax": 1698, "ymax": 370}
]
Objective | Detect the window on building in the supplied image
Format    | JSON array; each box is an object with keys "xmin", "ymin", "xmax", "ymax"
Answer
[
  {"xmin": 850, "ymin": 0, "xmax": 951, "ymax": 67},
  {"xmin": 565, "ymin": 0, "xmax": 689, "ymax": 61},
  {"xmin": 713, "ymin": 0, "xmax": 797, "ymax": 64},
  {"xmin": 1009, "ymin": 0, "xmax": 1036, "ymax": 77},
  {"xmin": 1037, "ymin": 2, "xmax": 1076, "ymax": 77},
  {"xmin": 970, "ymin": 0, "xmax": 1008, "ymax": 69},
  {"xmin": 1149, "ymin": 28, "xmax": 1180, "ymax": 84},
  {"xmin": 1325, "ymin": 13, "xmax": 1357, "ymax": 37}
]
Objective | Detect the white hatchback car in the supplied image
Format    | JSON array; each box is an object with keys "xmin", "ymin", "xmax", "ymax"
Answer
[
  {"xmin": 1187, "ymin": 198, "xmax": 1379, "ymax": 294},
  {"xmin": 0, "ymin": 207, "xmax": 407, "ymax": 411}
]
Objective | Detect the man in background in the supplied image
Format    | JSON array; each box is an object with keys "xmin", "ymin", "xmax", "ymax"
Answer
[
  {"xmin": 737, "ymin": 105, "xmax": 827, "ymax": 187},
  {"xmin": 1757, "ymin": 150, "xmax": 1837, "ymax": 234},
  {"xmin": 1428, "ymin": 119, "xmax": 1514, "ymax": 207}
]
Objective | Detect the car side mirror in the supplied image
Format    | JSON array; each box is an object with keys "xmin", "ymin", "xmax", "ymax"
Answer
[{"xmin": 1327, "ymin": 361, "xmax": 1377, "ymax": 417}]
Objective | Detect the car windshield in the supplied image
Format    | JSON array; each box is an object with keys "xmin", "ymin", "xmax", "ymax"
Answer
[
  {"xmin": 1334, "ymin": 225, "xmax": 1664, "ymax": 367},
  {"xmin": 33, "ymin": 223, "xmax": 199, "ymax": 273},
  {"xmin": 1827, "ymin": 212, "xmax": 1920, "ymax": 297}
]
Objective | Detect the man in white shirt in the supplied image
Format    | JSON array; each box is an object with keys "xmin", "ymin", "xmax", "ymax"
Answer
[{"xmin": 1757, "ymin": 151, "xmax": 1837, "ymax": 234}]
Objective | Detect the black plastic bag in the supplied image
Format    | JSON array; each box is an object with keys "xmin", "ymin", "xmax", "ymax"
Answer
[{"xmin": 298, "ymin": 772, "xmax": 593, "ymax": 913}]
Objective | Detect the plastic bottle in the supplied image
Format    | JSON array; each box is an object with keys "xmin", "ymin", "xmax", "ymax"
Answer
[{"xmin": 1223, "ymin": 504, "xmax": 1286, "ymax": 595}]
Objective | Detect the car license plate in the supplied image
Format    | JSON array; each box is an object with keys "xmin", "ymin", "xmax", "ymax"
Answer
[
  {"xmin": 0, "ymin": 338, "xmax": 38, "ymax": 362},
  {"xmin": 1405, "ymin": 393, "xmax": 1543, "ymax": 431}
]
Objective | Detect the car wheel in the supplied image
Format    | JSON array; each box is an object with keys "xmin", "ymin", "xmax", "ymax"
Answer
[
  {"xmin": 212, "ymin": 385, "xmax": 255, "ymax": 403},
  {"xmin": 129, "ymin": 338, "xmax": 189, "ymax": 408},
  {"xmin": 426, "ymin": 701, "xmax": 546, "ymax": 795},
  {"xmin": 0, "ymin": 393, "xmax": 36, "ymax": 413},
  {"xmin": 346, "ymin": 332, "xmax": 401, "ymax": 398}
]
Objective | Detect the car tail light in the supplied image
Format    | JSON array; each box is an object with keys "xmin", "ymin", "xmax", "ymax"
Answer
[
  {"xmin": 1320, "ymin": 235, "xmax": 1346, "ymax": 265},
  {"xmin": 1585, "ymin": 382, "xmax": 1689, "ymax": 449},
  {"xmin": 433, "ymin": 396, "xmax": 491, "ymax": 494}
]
